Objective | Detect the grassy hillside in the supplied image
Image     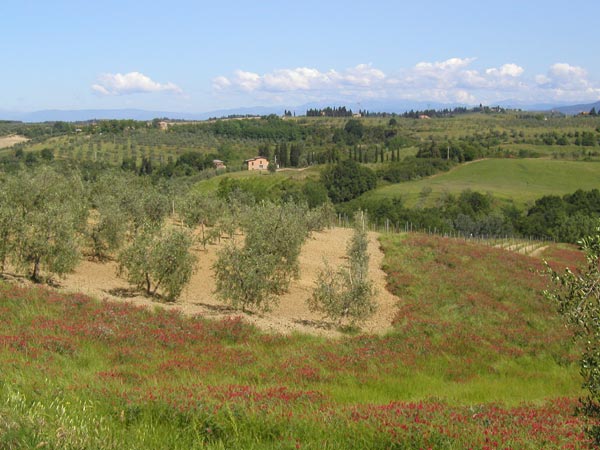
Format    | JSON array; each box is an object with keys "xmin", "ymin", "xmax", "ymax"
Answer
[
  {"xmin": 367, "ymin": 158, "xmax": 600, "ymax": 207},
  {"xmin": 0, "ymin": 234, "xmax": 592, "ymax": 448}
]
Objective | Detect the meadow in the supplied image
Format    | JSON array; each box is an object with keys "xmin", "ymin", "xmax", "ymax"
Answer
[
  {"xmin": 0, "ymin": 233, "xmax": 593, "ymax": 449},
  {"xmin": 365, "ymin": 158, "xmax": 600, "ymax": 207}
]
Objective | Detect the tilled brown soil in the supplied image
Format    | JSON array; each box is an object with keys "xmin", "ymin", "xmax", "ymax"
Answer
[
  {"xmin": 0, "ymin": 135, "xmax": 29, "ymax": 149},
  {"xmin": 58, "ymin": 227, "xmax": 400, "ymax": 338}
]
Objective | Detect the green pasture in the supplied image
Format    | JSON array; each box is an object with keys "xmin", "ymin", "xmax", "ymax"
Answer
[{"xmin": 367, "ymin": 158, "xmax": 600, "ymax": 207}]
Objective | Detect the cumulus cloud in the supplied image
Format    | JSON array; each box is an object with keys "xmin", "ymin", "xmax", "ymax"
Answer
[
  {"xmin": 213, "ymin": 59, "xmax": 599, "ymax": 105},
  {"xmin": 92, "ymin": 72, "xmax": 182, "ymax": 96},
  {"xmin": 486, "ymin": 63, "xmax": 524, "ymax": 78},
  {"xmin": 414, "ymin": 57, "xmax": 475, "ymax": 74},
  {"xmin": 536, "ymin": 63, "xmax": 589, "ymax": 89},
  {"xmin": 214, "ymin": 64, "xmax": 385, "ymax": 94},
  {"xmin": 532, "ymin": 63, "xmax": 600, "ymax": 101}
]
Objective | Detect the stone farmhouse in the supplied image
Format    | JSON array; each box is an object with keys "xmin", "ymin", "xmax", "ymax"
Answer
[{"xmin": 245, "ymin": 156, "xmax": 269, "ymax": 171}]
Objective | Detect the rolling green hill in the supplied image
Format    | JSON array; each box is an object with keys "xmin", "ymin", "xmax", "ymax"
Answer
[{"xmin": 366, "ymin": 158, "xmax": 600, "ymax": 207}]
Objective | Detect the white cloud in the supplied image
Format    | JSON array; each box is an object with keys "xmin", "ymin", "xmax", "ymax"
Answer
[
  {"xmin": 531, "ymin": 63, "xmax": 600, "ymax": 102},
  {"xmin": 414, "ymin": 57, "xmax": 475, "ymax": 72},
  {"xmin": 263, "ymin": 67, "xmax": 329, "ymax": 91},
  {"xmin": 454, "ymin": 89, "xmax": 477, "ymax": 104},
  {"xmin": 534, "ymin": 74, "xmax": 551, "ymax": 85},
  {"xmin": 536, "ymin": 63, "xmax": 589, "ymax": 89},
  {"xmin": 486, "ymin": 63, "xmax": 524, "ymax": 78},
  {"xmin": 213, "ymin": 59, "xmax": 600, "ymax": 105},
  {"xmin": 92, "ymin": 72, "xmax": 182, "ymax": 96},
  {"xmin": 213, "ymin": 64, "xmax": 386, "ymax": 94},
  {"xmin": 212, "ymin": 75, "xmax": 231, "ymax": 90}
]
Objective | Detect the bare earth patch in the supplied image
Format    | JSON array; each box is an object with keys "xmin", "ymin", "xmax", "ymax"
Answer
[
  {"xmin": 0, "ymin": 135, "xmax": 29, "ymax": 149},
  {"xmin": 58, "ymin": 227, "xmax": 400, "ymax": 338}
]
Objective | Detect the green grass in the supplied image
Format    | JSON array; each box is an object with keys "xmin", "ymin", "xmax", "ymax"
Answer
[
  {"xmin": 0, "ymin": 233, "xmax": 593, "ymax": 448},
  {"xmin": 367, "ymin": 158, "xmax": 600, "ymax": 207}
]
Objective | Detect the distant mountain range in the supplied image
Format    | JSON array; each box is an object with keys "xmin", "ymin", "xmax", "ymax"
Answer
[
  {"xmin": 0, "ymin": 107, "xmax": 294, "ymax": 123},
  {"xmin": 551, "ymin": 101, "xmax": 600, "ymax": 115},
  {"xmin": 1, "ymin": 99, "xmax": 599, "ymax": 123}
]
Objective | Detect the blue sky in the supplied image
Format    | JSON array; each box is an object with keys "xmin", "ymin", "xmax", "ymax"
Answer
[{"xmin": 2, "ymin": 0, "xmax": 599, "ymax": 112}]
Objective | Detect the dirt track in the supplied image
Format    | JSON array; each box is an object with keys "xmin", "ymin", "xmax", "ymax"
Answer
[{"xmin": 58, "ymin": 227, "xmax": 400, "ymax": 338}]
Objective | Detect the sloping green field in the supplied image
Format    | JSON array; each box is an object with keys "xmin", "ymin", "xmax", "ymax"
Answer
[{"xmin": 367, "ymin": 158, "xmax": 600, "ymax": 207}]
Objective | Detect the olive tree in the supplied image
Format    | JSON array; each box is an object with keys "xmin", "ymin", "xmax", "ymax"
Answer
[
  {"xmin": 213, "ymin": 201, "xmax": 312, "ymax": 312},
  {"xmin": 0, "ymin": 178, "xmax": 20, "ymax": 272},
  {"xmin": 118, "ymin": 176, "xmax": 169, "ymax": 234},
  {"xmin": 4, "ymin": 167, "xmax": 88, "ymax": 282},
  {"xmin": 86, "ymin": 173, "xmax": 131, "ymax": 260},
  {"xmin": 545, "ymin": 225, "xmax": 600, "ymax": 443},
  {"xmin": 118, "ymin": 227, "xmax": 196, "ymax": 301},
  {"xmin": 308, "ymin": 211, "xmax": 377, "ymax": 326},
  {"xmin": 178, "ymin": 190, "xmax": 222, "ymax": 249},
  {"xmin": 242, "ymin": 202, "xmax": 311, "ymax": 288},
  {"xmin": 213, "ymin": 243, "xmax": 281, "ymax": 312}
]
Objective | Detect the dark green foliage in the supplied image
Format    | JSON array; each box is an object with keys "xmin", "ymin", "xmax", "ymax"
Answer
[
  {"xmin": 121, "ymin": 157, "xmax": 137, "ymax": 172},
  {"xmin": 289, "ymin": 143, "xmax": 303, "ymax": 167},
  {"xmin": 40, "ymin": 148, "xmax": 54, "ymax": 161},
  {"xmin": 339, "ymin": 187, "xmax": 600, "ymax": 242},
  {"xmin": 301, "ymin": 180, "xmax": 330, "ymax": 208},
  {"xmin": 138, "ymin": 157, "xmax": 153, "ymax": 175},
  {"xmin": 276, "ymin": 142, "xmax": 289, "ymax": 167},
  {"xmin": 520, "ymin": 189, "xmax": 600, "ymax": 242},
  {"xmin": 175, "ymin": 151, "xmax": 220, "ymax": 175},
  {"xmin": 179, "ymin": 115, "xmax": 305, "ymax": 141},
  {"xmin": 344, "ymin": 119, "xmax": 364, "ymax": 145},
  {"xmin": 257, "ymin": 143, "xmax": 272, "ymax": 160},
  {"xmin": 306, "ymin": 106, "xmax": 353, "ymax": 117},
  {"xmin": 321, "ymin": 159, "xmax": 377, "ymax": 203},
  {"xmin": 456, "ymin": 190, "xmax": 492, "ymax": 216},
  {"xmin": 417, "ymin": 139, "xmax": 483, "ymax": 161},
  {"xmin": 338, "ymin": 190, "xmax": 513, "ymax": 238},
  {"xmin": 377, "ymin": 158, "xmax": 454, "ymax": 183}
]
